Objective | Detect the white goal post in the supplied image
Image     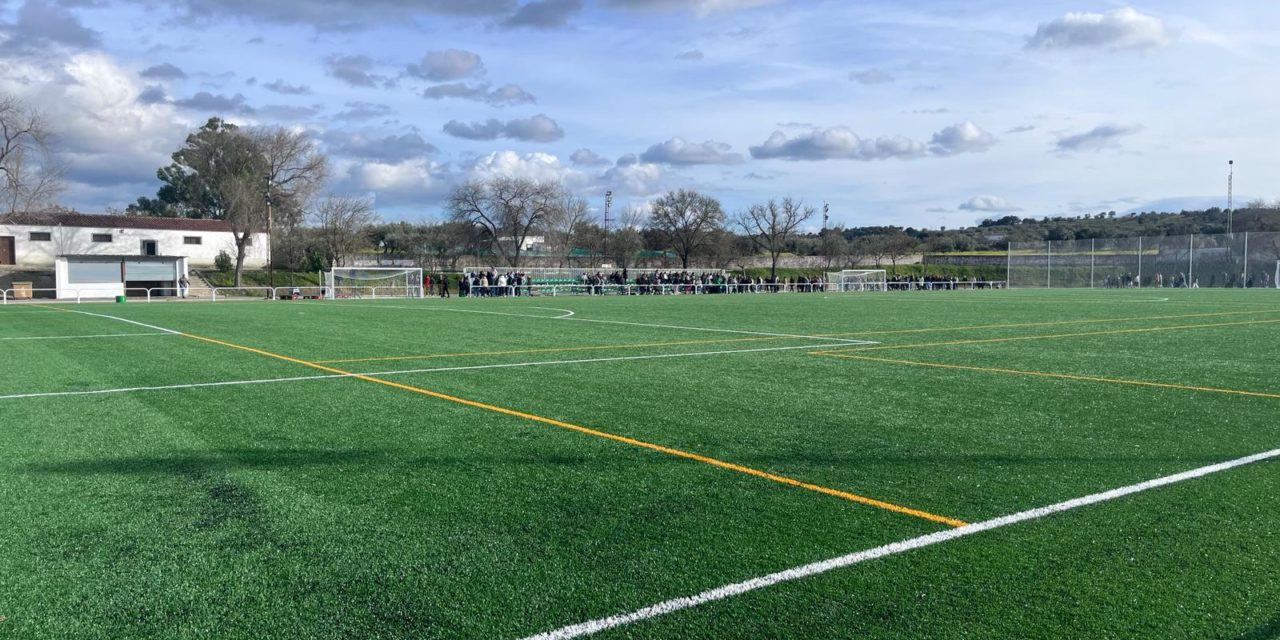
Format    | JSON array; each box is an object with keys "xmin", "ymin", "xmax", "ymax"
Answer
[
  {"xmin": 824, "ymin": 269, "xmax": 888, "ymax": 292},
  {"xmin": 325, "ymin": 267, "xmax": 425, "ymax": 299}
]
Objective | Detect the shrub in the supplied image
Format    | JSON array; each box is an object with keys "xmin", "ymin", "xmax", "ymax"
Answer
[{"xmin": 214, "ymin": 251, "xmax": 233, "ymax": 272}]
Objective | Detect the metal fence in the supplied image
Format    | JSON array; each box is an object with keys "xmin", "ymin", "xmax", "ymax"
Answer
[{"xmin": 1007, "ymin": 232, "xmax": 1280, "ymax": 289}]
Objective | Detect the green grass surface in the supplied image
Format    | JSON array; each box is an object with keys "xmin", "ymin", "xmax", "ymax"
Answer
[{"xmin": 1, "ymin": 288, "xmax": 1278, "ymax": 639}]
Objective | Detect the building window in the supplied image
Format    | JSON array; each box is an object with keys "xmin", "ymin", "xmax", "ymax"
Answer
[
  {"xmin": 92, "ymin": 233, "xmax": 112, "ymax": 243},
  {"xmin": 244, "ymin": 236, "xmax": 253, "ymax": 246},
  {"xmin": 29, "ymin": 232, "xmax": 52, "ymax": 241},
  {"xmin": 183, "ymin": 236, "xmax": 202, "ymax": 245}
]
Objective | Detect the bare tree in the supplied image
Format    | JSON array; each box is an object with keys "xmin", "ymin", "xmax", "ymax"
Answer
[
  {"xmin": 0, "ymin": 95, "xmax": 65, "ymax": 213},
  {"xmin": 448, "ymin": 177, "xmax": 562, "ymax": 268},
  {"xmin": 649, "ymin": 189, "xmax": 725, "ymax": 269},
  {"xmin": 882, "ymin": 231, "xmax": 918, "ymax": 274},
  {"xmin": 735, "ymin": 197, "xmax": 815, "ymax": 279},
  {"xmin": 546, "ymin": 192, "xmax": 589, "ymax": 267},
  {"xmin": 610, "ymin": 204, "xmax": 648, "ymax": 269},
  {"xmin": 312, "ymin": 195, "xmax": 378, "ymax": 267},
  {"xmin": 254, "ymin": 126, "xmax": 328, "ymax": 286},
  {"xmin": 818, "ymin": 228, "xmax": 848, "ymax": 269}
]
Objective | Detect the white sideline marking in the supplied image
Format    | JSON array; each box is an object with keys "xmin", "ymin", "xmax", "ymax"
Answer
[
  {"xmin": 519, "ymin": 447, "xmax": 1280, "ymax": 640},
  {"xmin": 314, "ymin": 301, "xmax": 876, "ymax": 345},
  {"xmin": 48, "ymin": 307, "xmax": 182, "ymax": 334},
  {"xmin": 0, "ymin": 332, "xmax": 169, "ymax": 341},
  {"xmin": 0, "ymin": 343, "xmax": 845, "ymax": 401}
]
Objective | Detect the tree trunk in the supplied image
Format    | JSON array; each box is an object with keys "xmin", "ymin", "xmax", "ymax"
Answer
[
  {"xmin": 233, "ymin": 232, "xmax": 249, "ymax": 287},
  {"xmin": 770, "ymin": 251, "xmax": 780, "ymax": 280}
]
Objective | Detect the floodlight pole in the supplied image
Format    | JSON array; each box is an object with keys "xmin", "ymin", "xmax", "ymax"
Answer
[
  {"xmin": 1226, "ymin": 160, "xmax": 1234, "ymax": 236},
  {"xmin": 603, "ymin": 190, "xmax": 613, "ymax": 267},
  {"xmin": 265, "ymin": 174, "xmax": 275, "ymax": 289}
]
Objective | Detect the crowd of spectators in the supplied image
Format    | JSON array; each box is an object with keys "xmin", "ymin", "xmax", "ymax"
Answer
[
  {"xmin": 457, "ymin": 270, "xmax": 532, "ymax": 297},
  {"xmin": 445, "ymin": 269, "xmax": 1020, "ymax": 297},
  {"xmin": 886, "ymin": 275, "xmax": 999, "ymax": 290}
]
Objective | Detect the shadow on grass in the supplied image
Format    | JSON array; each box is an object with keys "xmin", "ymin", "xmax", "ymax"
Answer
[
  {"xmin": 1235, "ymin": 613, "xmax": 1280, "ymax": 640},
  {"xmin": 23, "ymin": 447, "xmax": 384, "ymax": 475}
]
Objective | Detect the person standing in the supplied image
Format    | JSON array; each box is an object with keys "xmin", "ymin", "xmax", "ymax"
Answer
[
  {"xmin": 178, "ymin": 274, "xmax": 190, "ymax": 299},
  {"xmin": 439, "ymin": 273, "xmax": 450, "ymax": 298}
]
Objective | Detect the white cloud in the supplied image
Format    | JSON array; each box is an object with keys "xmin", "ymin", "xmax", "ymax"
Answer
[
  {"xmin": 958, "ymin": 195, "xmax": 1022, "ymax": 212},
  {"xmin": 929, "ymin": 121, "xmax": 995, "ymax": 155},
  {"xmin": 850, "ymin": 69, "xmax": 894, "ymax": 85},
  {"xmin": 442, "ymin": 114, "xmax": 564, "ymax": 142},
  {"xmin": 750, "ymin": 127, "xmax": 926, "ymax": 161},
  {"xmin": 1055, "ymin": 124, "xmax": 1142, "ymax": 152},
  {"xmin": 500, "ymin": 0, "xmax": 583, "ymax": 29},
  {"xmin": 751, "ymin": 122, "xmax": 997, "ymax": 161},
  {"xmin": 600, "ymin": 160, "xmax": 667, "ymax": 196},
  {"xmin": 601, "ymin": 0, "xmax": 776, "ymax": 16},
  {"xmin": 420, "ymin": 82, "xmax": 535, "ymax": 106},
  {"xmin": 570, "ymin": 148, "xmax": 610, "ymax": 166},
  {"xmin": 0, "ymin": 52, "xmax": 193, "ymax": 208},
  {"xmin": 1027, "ymin": 7, "xmax": 1168, "ymax": 51},
  {"xmin": 405, "ymin": 49, "xmax": 485, "ymax": 81},
  {"xmin": 639, "ymin": 137, "xmax": 743, "ymax": 165},
  {"xmin": 465, "ymin": 150, "xmax": 587, "ymax": 187}
]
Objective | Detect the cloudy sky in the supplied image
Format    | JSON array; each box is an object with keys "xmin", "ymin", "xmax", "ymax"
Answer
[{"xmin": 1, "ymin": 0, "xmax": 1276, "ymax": 228}]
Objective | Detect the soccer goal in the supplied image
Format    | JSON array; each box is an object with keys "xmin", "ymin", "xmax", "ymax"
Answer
[
  {"xmin": 325, "ymin": 267, "xmax": 424, "ymax": 299},
  {"xmin": 825, "ymin": 269, "xmax": 888, "ymax": 292}
]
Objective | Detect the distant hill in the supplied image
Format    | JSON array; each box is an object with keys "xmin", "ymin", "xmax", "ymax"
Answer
[{"xmin": 829, "ymin": 205, "xmax": 1280, "ymax": 252}]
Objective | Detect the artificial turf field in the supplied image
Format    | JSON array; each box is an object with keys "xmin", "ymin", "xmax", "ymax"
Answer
[{"xmin": 1, "ymin": 288, "xmax": 1278, "ymax": 639}]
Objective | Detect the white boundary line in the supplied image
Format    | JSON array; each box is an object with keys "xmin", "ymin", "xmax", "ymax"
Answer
[
  {"xmin": 45, "ymin": 307, "xmax": 182, "ymax": 334},
  {"xmin": 0, "ymin": 332, "xmax": 170, "ymax": 341},
  {"xmin": 0, "ymin": 343, "xmax": 845, "ymax": 401},
  {"xmin": 310, "ymin": 301, "xmax": 877, "ymax": 345},
  {"xmin": 519, "ymin": 446, "xmax": 1280, "ymax": 640}
]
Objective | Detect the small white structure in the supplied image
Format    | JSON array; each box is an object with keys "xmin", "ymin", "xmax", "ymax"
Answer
[
  {"xmin": 55, "ymin": 255, "xmax": 189, "ymax": 300},
  {"xmin": 0, "ymin": 211, "xmax": 267, "ymax": 270}
]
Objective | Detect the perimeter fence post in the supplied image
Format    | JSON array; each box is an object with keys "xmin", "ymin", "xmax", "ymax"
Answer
[
  {"xmin": 1090, "ymin": 239, "xmax": 1095, "ymax": 289},
  {"xmin": 1244, "ymin": 232, "xmax": 1250, "ymax": 285},
  {"xmin": 1137, "ymin": 236, "xmax": 1143, "ymax": 288},
  {"xmin": 1046, "ymin": 240, "xmax": 1052, "ymax": 288},
  {"xmin": 1006, "ymin": 242, "xmax": 1012, "ymax": 289}
]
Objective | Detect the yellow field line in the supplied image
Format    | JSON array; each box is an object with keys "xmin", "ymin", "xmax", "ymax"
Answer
[
  {"xmin": 812, "ymin": 317, "xmax": 1280, "ymax": 355},
  {"xmin": 315, "ymin": 335, "xmax": 792, "ymax": 364},
  {"xmin": 167, "ymin": 330, "xmax": 966, "ymax": 527},
  {"xmin": 823, "ymin": 353, "xmax": 1280, "ymax": 401},
  {"xmin": 814, "ymin": 308, "xmax": 1280, "ymax": 338}
]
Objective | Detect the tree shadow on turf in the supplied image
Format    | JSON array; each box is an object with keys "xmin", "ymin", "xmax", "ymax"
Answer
[
  {"xmin": 22, "ymin": 447, "xmax": 385, "ymax": 475},
  {"xmin": 1234, "ymin": 613, "xmax": 1280, "ymax": 640}
]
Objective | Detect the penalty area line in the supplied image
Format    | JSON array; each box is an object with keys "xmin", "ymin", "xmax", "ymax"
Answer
[{"xmin": 519, "ymin": 447, "xmax": 1280, "ymax": 640}]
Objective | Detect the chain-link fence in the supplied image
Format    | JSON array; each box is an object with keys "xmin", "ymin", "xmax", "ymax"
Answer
[{"xmin": 1008, "ymin": 232, "xmax": 1280, "ymax": 289}]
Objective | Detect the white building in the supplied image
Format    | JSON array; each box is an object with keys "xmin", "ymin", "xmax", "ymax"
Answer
[{"xmin": 0, "ymin": 212, "xmax": 268, "ymax": 300}]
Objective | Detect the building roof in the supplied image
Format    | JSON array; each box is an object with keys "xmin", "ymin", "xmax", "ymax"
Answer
[
  {"xmin": 59, "ymin": 255, "xmax": 187, "ymax": 262},
  {"xmin": 0, "ymin": 211, "xmax": 237, "ymax": 233}
]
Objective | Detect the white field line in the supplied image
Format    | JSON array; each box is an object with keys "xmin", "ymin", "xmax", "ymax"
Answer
[
  {"xmin": 45, "ymin": 307, "xmax": 182, "ymax": 334},
  {"xmin": 308, "ymin": 301, "xmax": 876, "ymax": 345},
  {"xmin": 520, "ymin": 446, "xmax": 1280, "ymax": 640},
  {"xmin": 0, "ymin": 332, "xmax": 170, "ymax": 341},
  {"xmin": 0, "ymin": 343, "xmax": 846, "ymax": 401}
]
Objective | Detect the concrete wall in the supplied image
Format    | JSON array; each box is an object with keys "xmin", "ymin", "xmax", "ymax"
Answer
[{"xmin": 0, "ymin": 223, "xmax": 267, "ymax": 269}]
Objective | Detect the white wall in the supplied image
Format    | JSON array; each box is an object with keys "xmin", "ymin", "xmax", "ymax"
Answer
[
  {"xmin": 1, "ymin": 223, "xmax": 268, "ymax": 269},
  {"xmin": 54, "ymin": 256, "xmax": 189, "ymax": 300}
]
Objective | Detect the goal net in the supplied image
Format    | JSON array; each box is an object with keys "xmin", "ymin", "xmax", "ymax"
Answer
[
  {"xmin": 825, "ymin": 269, "xmax": 887, "ymax": 292},
  {"xmin": 325, "ymin": 267, "xmax": 424, "ymax": 299}
]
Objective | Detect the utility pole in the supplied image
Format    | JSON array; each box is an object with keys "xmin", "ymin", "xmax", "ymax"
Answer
[{"xmin": 603, "ymin": 190, "xmax": 613, "ymax": 267}]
